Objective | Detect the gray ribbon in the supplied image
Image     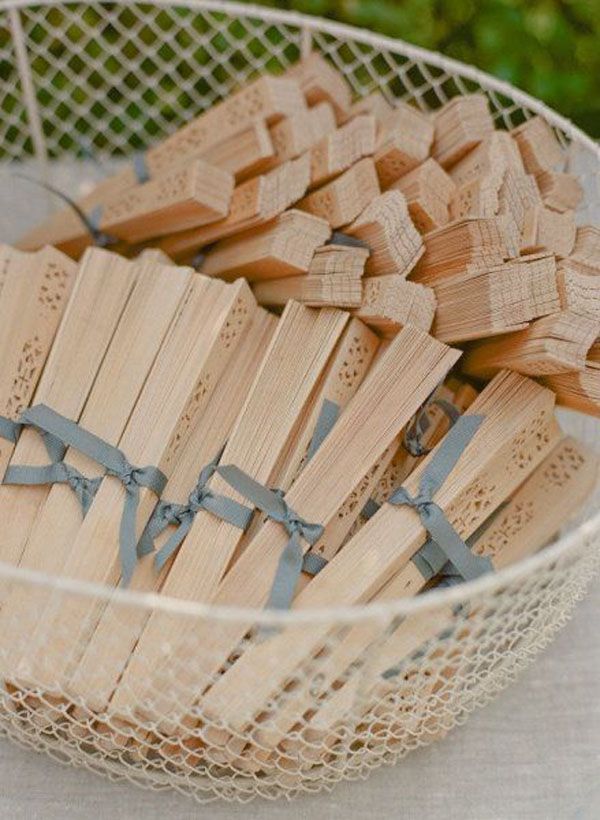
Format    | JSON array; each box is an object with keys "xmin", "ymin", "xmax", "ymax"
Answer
[
  {"xmin": 326, "ymin": 232, "xmax": 371, "ymax": 251},
  {"xmin": 217, "ymin": 464, "xmax": 324, "ymax": 610},
  {"xmin": 388, "ymin": 414, "xmax": 493, "ymax": 582},
  {"xmin": 404, "ymin": 394, "xmax": 461, "ymax": 458},
  {"xmin": 361, "ymin": 393, "xmax": 461, "ymax": 521},
  {"xmin": 12, "ymin": 404, "xmax": 166, "ymax": 586},
  {"xmin": 305, "ymin": 399, "xmax": 340, "ymax": 464},
  {"xmin": 4, "ymin": 460, "xmax": 102, "ymax": 515},
  {"xmin": 132, "ymin": 151, "xmax": 150, "ymax": 184},
  {"xmin": 138, "ymin": 446, "xmax": 253, "ymax": 571},
  {"xmin": 0, "ymin": 415, "xmax": 20, "ymax": 445},
  {"xmin": 14, "ymin": 174, "xmax": 116, "ymax": 247}
]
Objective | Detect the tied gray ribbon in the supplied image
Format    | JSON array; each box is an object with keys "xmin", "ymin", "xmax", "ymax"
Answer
[
  {"xmin": 14, "ymin": 174, "xmax": 116, "ymax": 248},
  {"xmin": 326, "ymin": 231, "xmax": 371, "ymax": 251},
  {"xmin": 5, "ymin": 460, "xmax": 102, "ymax": 516},
  {"xmin": 298, "ymin": 399, "xmax": 340, "ymax": 574},
  {"xmin": 132, "ymin": 151, "xmax": 150, "ymax": 184},
  {"xmin": 388, "ymin": 414, "xmax": 493, "ymax": 583},
  {"xmin": 0, "ymin": 415, "xmax": 20, "ymax": 445},
  {"xmin": 217, "ymin": 464, "xmax": 324, "ymax": 610},
  {"xmin": 404, "ymin": 393, "xmax": 461, "ymax": 458},
  {"xmin": 361, "ymin": 393, "xmax": 461, "ymax": 521},
  {"xmin": 138, "ymin": 446, "xmax": 253, "ymax": 571},
  {"xmin": 12, "ymin": 404, "xmax": 166, "ymax": 586},
  {"xmin": 305, "ymin": 398, "xmax": 340, "ymax": 467}
]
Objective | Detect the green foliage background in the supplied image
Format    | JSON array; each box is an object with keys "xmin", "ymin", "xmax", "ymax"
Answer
[
  {"xmin": 0, "ymin": 0, "xmax": 597, "ymax": 160},
  {"xmin": 258, "ymin": 0, "xmax": 600, "ymax": 137}
]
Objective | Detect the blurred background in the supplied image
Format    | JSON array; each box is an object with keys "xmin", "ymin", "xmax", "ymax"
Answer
[
  {"xmin": 262, "ymin": 0, "xmax": 599, "ymax": 136},
  {"xmin": 0, "ymin": 0, "xmax": 597, "ymax": 165}
]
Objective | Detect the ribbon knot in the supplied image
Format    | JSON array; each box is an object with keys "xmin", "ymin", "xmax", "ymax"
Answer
[
  {"xmin": 187, "ymin": 485, "xmax": 212, "ymax": 514},
  {"xmin": 139, "ymin": 447, "xmax": 253, "ymax": 572},
  {"xmin": 388, "ymin": 414, "xmax": 494, "ymax": 583},
  {"xmin": 61, "ymin": 465, "xmax": 103, "ymax": 515},
  {"xmin": 218, "ymin": 464, "xmax": 324, "ymax": 610},
  {"xmin": 8, "ymin": 405, "xmax": 167, "ymax": 587}
]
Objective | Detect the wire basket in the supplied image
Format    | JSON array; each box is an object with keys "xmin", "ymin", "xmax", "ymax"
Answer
[{"xmin": 1, "ymin": 0, "xmax": 600, "ymax": 804}]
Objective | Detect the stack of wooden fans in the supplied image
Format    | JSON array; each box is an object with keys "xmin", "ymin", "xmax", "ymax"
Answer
[{"xmin": 0, "ymin": 51, "xmax": 598, "ymax": 768}]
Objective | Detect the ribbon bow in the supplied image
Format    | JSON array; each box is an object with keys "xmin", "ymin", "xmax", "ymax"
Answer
[
  {"xmin": 389, "ymin": 414, "xmax": 493, "ymax": 582},
  {"xmin": 138, "ymin": 447, "xmax": 253, "ymax": 571},
  {"xmin": 217, "ymin": 464, "xmax": 324, "ymax": 610},
  {"xmin": 11, "ymin": 404, "xmax": 166, "ymax": 586},
  {"xmin": 5, "ymin": 460, "xmax": 102, "ymax": 515}
]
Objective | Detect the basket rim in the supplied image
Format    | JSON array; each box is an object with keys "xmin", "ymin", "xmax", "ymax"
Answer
[
  {"xmin": 1, "ymin": 0, "xmax": 599, "ymax": 160},
  {"xmin": 0, "ymin": 0, "xmax": 599, "ymax": 625}
]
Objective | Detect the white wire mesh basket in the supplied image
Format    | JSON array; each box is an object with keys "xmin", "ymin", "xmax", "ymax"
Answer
[{"xmin": 1, "ymin": 0, "xmax": 600, "ymax": 804}]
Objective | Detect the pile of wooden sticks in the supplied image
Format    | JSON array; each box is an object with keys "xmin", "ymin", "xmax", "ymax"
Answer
[{"xmin": 0, "ymin": 51, "xmax": 599, "ymax": 765}]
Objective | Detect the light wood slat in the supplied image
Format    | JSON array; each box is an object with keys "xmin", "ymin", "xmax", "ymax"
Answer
[
  {"xmin": 20, "ymin": 159, "xmax": 234, "ymax": 256},
  {"xmin": 266, "ymin": 316, "xmax": 380, "ymax": 509},
  {"xmin": 100, "ymin": 160, "xmax": 234, "ymax": 243},
  {"xmin": 432, "ymin": 94, "xmax": 494, "ymax": 168},
  {"xmin": 200, "ymin": 210, "xmax": 330, "ymax": 282},
  {"xmin": 253, "ymin": 272, "xmax": 362, "ymax": 308},
  {"xmin": 267, "ymin": 103, "xmax": 337, "ymax": 168},
  {"xmin": 570, "ymin": 225, "xmax": 600, "ymax": 273},
  {"xmin": 448, "ymin": 131, "xmax": 524, "ymax": 187},
  {"xmin": 543, "ymin": 367, "xmax": 600, "ymax": 416},
  {"xmin": 354, "ymin": 275, "xmax": 436, "ymax": 336},
  {"xmin": 193, "ymin": 381, "xmax": 476, "ymax": 764},
  {"xmin": 345, "ymin": 190, "xmax": 424, "ymax": 276},
  {"xmin": 136, "ymin": 248, "xmax": 174, "ymax": 266},
  {"xmin": 308, "ymin": 115, "xmax": 376, "ymax": 189},
  {"xmin": 0, "ymin": 249, "xmax": 138, "ymax": 572},
  {"xmin": 195, "ymin": 372, "xmax": 558, "ymax": 738},
  {"xmin": 345, "ymin": 91, "xmax": 394, "ymax": 126},
  {"xmin": 0, "ymin": 246, "xmax": 78, "ymax": 478},
  {"xmin": 114, "ymin": 326, "xmax": 458, "ymax": 723},
  {"xmin": 373, "ymin": 102, "xmax": 434, "ymax": 188},
  {"xmin": 449, "ymin": 173, "xmax": 503, "ymax": 220},
  {"xmin": 17, "ymin": 76, "xmax": 304, "ymax": 253},
  {"xmin": 350, "ymin": 381, "xmax": 477, "ymax": 534},
  {"xmin": 390, "ymin": 159, "xmax": 455, "ymax": 233},
  {"xmin": 283, "ymin": 435, "xmax": 594, "ymax": 761},
  {"xmin": 297, "ymin": 158, "xmax": 381, "ymax": 228},
  {"xmin": 146, "ymin": 75, "xmax": 306, "ymax": 177},
  {"xmin": 16, "ymin": 277, "xmax": 258, "ymax": 693},
  {"xmin": 202, "ymin": 120, "xmax": 276, "ymax": 182},
  {"xmin": 557, "ymin": 261, "xmax": 600, "ymax": 319},
  {"xmin": 521, "ymin": 205, "xmax": 576, "ymax": 258},
  {"xmin": 308, "ymin": 244, "xmax": 370, "ymax": 277},
  {"xmin": 497, "ymin": 169, "xmax": 541, "ymax": 248},
  {"xmin": 285, "ymin": 52, "xmax": 352, "ymax": 122},
  {"xmin": 66, "ymin": 309, "xmax": 278, "ymax": 712},
  {"xmin": 238, "ymin": 319, "xmax": 382, "ymax": 561},
  {"xmin": 411, "ymin": 217, "xmax": 517, "ymax": 286},
  {"xmin": 462, "ymin": 311, "xmax": 599, "ymax": 378},
  {"xmin": 433, "ymin": 254, "xmax": 561, "ymax": 343},
  {"xmin": 512, "ymin": 115, "xmax": 565, "ymax": 175},
  {"xmin": 100, "ymin": 303, "xmax": 348, "ymax": 717},
  {"xmin": 535, "ymin": 170, "xmax": 583, "ymax": 213},
  {"xmin": 159, "ymin": 154, "xmax": 311, "ymax": 260},
  {"xmin": 0, "ymin": 260, "xmax": 196, "ymax": 675}
]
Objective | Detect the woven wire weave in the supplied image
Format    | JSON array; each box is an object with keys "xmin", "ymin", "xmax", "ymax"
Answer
[{"xmin": 0, "ymin": 0, "xmax": 600, "ymax": 803}]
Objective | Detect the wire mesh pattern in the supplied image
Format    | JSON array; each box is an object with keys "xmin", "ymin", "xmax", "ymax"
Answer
[{"xmin": 0, "ymin": 0, "xmax": 599, "ymax": 804}]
